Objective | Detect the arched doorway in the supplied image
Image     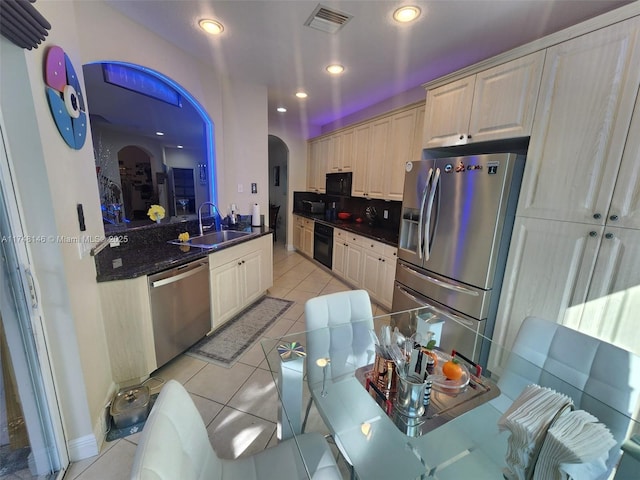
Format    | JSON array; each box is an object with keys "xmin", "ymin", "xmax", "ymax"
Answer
[
  {"xmin": 268, "ymin": 135, "xmax": 289, "ymax": 244},
  {"xmin": 83, "ymin": 62, "xmax": 216, "ymax": 227}
]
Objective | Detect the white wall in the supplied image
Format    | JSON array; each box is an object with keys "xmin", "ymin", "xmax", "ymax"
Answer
[
  {"xmin": 0, "ymin": 3, "xmax": 109, "ymax": 460},
  {"xmin": 1, "ymin": 0, "xmax": 271, "ymax": 461}
]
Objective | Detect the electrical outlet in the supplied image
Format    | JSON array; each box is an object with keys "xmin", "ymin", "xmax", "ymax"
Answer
[
  {"xmin": 251, "ymin": 183, "xmax": 257, "ymax": 194},
  {"xmin": 383, "ymin": 209, "xmax": 389, "ymax": 219},
  {"xmin": 237, "ymin": 183, "xmax": 244, "ymax": 193}
]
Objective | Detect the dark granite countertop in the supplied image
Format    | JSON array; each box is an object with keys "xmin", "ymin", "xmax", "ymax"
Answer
[
  {"xmin": 293, "ymin": 211, "xmax": 399, "ymax": 247},
  {"xmin": 94, "ymin": 220, "xmax": 272, "ymax": 282}
]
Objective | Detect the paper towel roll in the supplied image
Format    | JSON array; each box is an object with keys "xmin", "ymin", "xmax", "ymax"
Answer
[{"xmin": 251, "ymin": 203, "xmax": 261, "ymax": 226}]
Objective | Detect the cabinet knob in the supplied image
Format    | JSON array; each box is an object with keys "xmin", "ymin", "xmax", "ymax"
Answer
[
  {"xmin": 605, "ymin": 233, "xmax": 614, "ymax": 239},
  {"xmin": 238, "ymin": 262, "xmax": 242, "ymax": 265},
  {"xmin": 459, "ymin": 134, "xmax": 464, "ymax": 140},
  {"xmin": 593, "ymin": 213, "xmax": 602, "ymax": 219},
  {"xmin": 589, "ymin": 231, "xmax": 598, "ymax": 237},
  {"xmin": 467, "ymin": 134, "xmax": 472, "ymax": 139},
  {"xmin": 609, "ymin": 214, "xmax": 619, "ymax": 221}
]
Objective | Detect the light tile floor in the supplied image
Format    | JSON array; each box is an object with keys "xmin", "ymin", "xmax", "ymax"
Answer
[{"xmin": 63, "ymin": 242, "xmax": 388, "ymax": 480}]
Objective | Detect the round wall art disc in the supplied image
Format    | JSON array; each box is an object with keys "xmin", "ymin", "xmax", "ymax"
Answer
[{"xmin": 44, "ymin": 45, "xmax": 87, "ymax": 150}]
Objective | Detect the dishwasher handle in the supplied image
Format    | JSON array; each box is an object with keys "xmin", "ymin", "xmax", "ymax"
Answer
[{"xmin": 150, "ymin": 262, "xmax": 208, "ymax": 288}]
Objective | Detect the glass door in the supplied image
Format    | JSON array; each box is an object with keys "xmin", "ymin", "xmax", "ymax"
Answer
[{"xmin": 0, "ymin": 125, "xmax": 65, "ymax": 478}]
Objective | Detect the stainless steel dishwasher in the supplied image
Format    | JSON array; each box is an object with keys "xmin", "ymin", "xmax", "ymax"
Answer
[{"xmin": 148, "ymin": 258, "xmax": 211, "ymax": 368}]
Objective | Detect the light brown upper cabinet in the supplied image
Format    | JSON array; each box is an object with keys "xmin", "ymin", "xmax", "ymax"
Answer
[
  {"xmin": 517, "ymin": 17, "xmax": 640, "ymax": 225},
  {"xmin": 306, "ymin": 136, "xmax": 328, "ymax": 193},
  {"xmin": 423, "ymin": 51, "xmax": 544, "ymax": 148},
  {"xmin": 328, "ymin": 128, "xmax": 354, "ymax": 172}
]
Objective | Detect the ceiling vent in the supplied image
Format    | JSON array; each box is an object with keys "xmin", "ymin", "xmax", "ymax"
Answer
[{"xmin": 304, "ymin": 4, "xmax": 352, "ymax": 34}]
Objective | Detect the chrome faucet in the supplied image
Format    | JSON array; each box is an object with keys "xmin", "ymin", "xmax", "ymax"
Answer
[{"xmin": 198, "ymin": 201, "xmax": 222, "ymax": 236}]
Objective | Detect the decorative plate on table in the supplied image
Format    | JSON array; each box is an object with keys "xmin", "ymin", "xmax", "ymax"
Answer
[{"xmin": 429, "ymin": 350, "xmax": 470, "ymax": 395}]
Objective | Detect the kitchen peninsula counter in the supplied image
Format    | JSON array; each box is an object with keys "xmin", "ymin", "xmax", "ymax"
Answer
[
  {"xmin": 94, "ymin": 220, "xmax": 272, "ymax": 282},
  {"xmin": 292, "ymin": 211, "xmax": 399, "ymax": 246}
]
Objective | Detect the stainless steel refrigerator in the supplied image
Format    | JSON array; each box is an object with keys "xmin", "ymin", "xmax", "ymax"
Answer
[{"xmin": 392, "ymin": 153, "xmax": 525, "ymax": 366}]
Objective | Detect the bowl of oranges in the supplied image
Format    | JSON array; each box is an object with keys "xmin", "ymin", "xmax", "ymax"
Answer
[{"xmin": 429, "ymin": 351, "xmax": 470, "ymax": 395}]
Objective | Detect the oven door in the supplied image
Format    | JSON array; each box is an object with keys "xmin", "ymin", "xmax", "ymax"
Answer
[
  {"xmin": 392, "ymin": 282, "xmax": 483, "ymax": 363},
  {"xmin": 313, "ymin": 224, "xmax": 333, "ymax": 269}
]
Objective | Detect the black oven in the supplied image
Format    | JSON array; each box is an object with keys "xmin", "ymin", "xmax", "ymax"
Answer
[{"xmin": 313, "ymin": 223, "xmax": 333, "ymax": 269}]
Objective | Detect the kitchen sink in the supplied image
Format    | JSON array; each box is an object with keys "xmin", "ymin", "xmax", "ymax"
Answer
[{"xmin": 169, "ymin": 230, "xmax": 258, "ymax": 249}]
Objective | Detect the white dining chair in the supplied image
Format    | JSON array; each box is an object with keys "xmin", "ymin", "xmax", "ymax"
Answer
[
  {"xmin": 496, "ymin": 316, "xmax": 640, "ymax": 478},
  {"xmin": 130, "ymin": 379, "xmax": 342, "ymax": 480},
  {"xmin": 302, "ymin": 290, "xmax": 376, "ymax": 478}
]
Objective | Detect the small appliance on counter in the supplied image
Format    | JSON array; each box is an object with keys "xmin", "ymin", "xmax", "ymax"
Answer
[{"xmin": 301, "ymin": 200, "xmax": 325, "ymax": 214}]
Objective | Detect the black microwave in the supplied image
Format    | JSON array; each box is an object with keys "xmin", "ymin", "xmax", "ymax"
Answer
[{"xmin": 326, "ymin": 172, "xmax": 352, "ymax": 196}]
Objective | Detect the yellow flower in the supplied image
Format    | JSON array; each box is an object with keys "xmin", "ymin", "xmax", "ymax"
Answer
[
  {"xmin": 147, "ymin": 204, "xmax": 165, "ymax": 221},
  {"xmin": 178, "ymin": 232, "xmax": 190, "ymax": 243}
]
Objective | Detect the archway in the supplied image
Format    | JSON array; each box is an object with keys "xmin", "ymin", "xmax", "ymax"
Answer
[
  {"xmin": 83, "ymin": 61, "xmax": 216, "ymax": 227},
  {"xmin": 268, "ymin": 135, "xmax": 289, "ymax": 244}
]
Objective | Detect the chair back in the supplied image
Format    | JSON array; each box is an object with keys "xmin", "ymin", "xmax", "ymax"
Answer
[
  {"xmin": 498, "ymin": 316, "xmax": 640, "ymax": 476},
  {"xmin": 304, "ymin": 290, "xmax": 375, "ymax": 384},
  {"xmin": 130, "ymin": 380, "xmax": 222, "ymax": 480}
]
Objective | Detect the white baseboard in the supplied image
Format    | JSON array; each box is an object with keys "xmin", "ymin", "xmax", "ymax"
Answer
[{"xmin": 67, "ymin": 433, "xmax": 99, "ymax": 461}]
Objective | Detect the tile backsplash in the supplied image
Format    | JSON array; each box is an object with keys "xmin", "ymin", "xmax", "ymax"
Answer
[{"xmin": 293, "ymin": 191, "xmax": 401, "ymax": 232}]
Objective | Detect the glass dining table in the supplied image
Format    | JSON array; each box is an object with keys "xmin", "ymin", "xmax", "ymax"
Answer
[{"xmin": 260, "ymin": 307, "xmax": 640, "ymax": 480}]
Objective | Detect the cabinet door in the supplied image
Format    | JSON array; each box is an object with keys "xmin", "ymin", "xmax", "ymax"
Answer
[
  {"xmin": 292, "ymin": 216, "xmax": 303, "ymax": 250},
  {"xmin": 378, "ymin": 255, "xmax": 396, "ymax": 310},
  {"xmin": 608, "ymin": 91, "xmax": 640, "ymax": 230},
  {"xmin": 307, "ymin": 137, "xmax": 328, "ymax": 193},
  {"xmin": 367, "ymin": 117, "xmax": 392, "ymax": 199},
  {"xmin": 327, "ymin": 134, "xmax": 343, "ymax": 172},
  {"xmin": 518, "ymin": 18, "xmax": 640, "ymax": 224},
  {"xmin": 564, "ymin": 226, "xmax": 640, "ymax": 356},
  {"xmin": 303, "ymin": 224, "xmax": 314, "ymax": 257},
  {"xmin": 242, "ymin": 250, "xmax": 263, "ymax": 305},
  {"xmin": 386, "ymin": 108, "xmax": 418, "ymax": 201},
  {"xmin": 410, "ymin": 104, "xmax": 425, "ymax": 162},
  {"xmin": 423, "ymin": 75, "xmax": 475, "ymax": 149},
  {"xmin": 332, "ymin": 238, "xmax": 347, "ymax": 278},
  {"xmin": 468, "ymin": 51, "xmax": 544, "ymax": 143},
  {"xmin": 211, "ymin": 260, "xmax": 243, "ymax": 327},
  {"xmin": 352, "ymin": 123, "xmax": 371, "ymax": 198},
  {"xmin": 345, "ymin": 243, "xmax": 363, "ymax": 286},
  {"xmin": 361, "ymin": 249, "xmax": 381, "ymax": 299},
  {"xmin": 334, "ymin": 129, "xmax": 354, "ymax": 172},
  {"xmin": 492, "ymin": 216, "xmax": 601, "ymax": 364}
]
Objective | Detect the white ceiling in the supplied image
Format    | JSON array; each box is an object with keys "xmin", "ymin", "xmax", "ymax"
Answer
[{"xmin": 87, "ymin": 0, "xmax": 633, "ymax": 147}]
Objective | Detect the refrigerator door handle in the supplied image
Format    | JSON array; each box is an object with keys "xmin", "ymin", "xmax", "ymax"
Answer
[
  {"xmin": 422, "ymin": 167, "xmax": 440, "ymax": 261},
  {"xmin": 396, "ymin": 285, "xmax": 476, "ymax": 328},
  {"xmin": 417, "ymin": 168, "xmax": 433, "ymax": 260},
  {"xmin": 399, "ymin": 263, "xmax": 480, "ymax": 297}
]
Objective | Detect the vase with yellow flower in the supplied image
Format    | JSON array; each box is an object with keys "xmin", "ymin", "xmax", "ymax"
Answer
[{"xmin": 147, "ymin": 204, "xmax": 165, "ymax": 224}]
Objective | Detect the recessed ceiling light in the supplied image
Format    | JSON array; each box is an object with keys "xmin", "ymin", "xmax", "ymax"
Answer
[
  {"xmin": 155, "ymin": 131, "xmax": 164, "ymax": 136},
  {"xmin": 296, "ymin": 91, "xmax": 308, "ymax": 99},
  {"xmin": 326, "ymin": 64, "xmax": 344, "ymax": 75},
  {"xmin": 277, "ymin": 107, "xmax": 287, "ymax": 113},
  {"xmin": 199, "ymin": 19, "xmax": 224, "ymax": 35},
  {"xmin": 393, "ymin": 6, "xmax": 421, "ymax": 23},
  {"xmin": 177, "ymin": 145, "xmax": 184, "ymax": 149}
]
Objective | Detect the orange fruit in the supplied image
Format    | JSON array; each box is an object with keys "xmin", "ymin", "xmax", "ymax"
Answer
[{"xmin": 442, "ymin": 359, "xmax": 463, "ymax": 381}]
